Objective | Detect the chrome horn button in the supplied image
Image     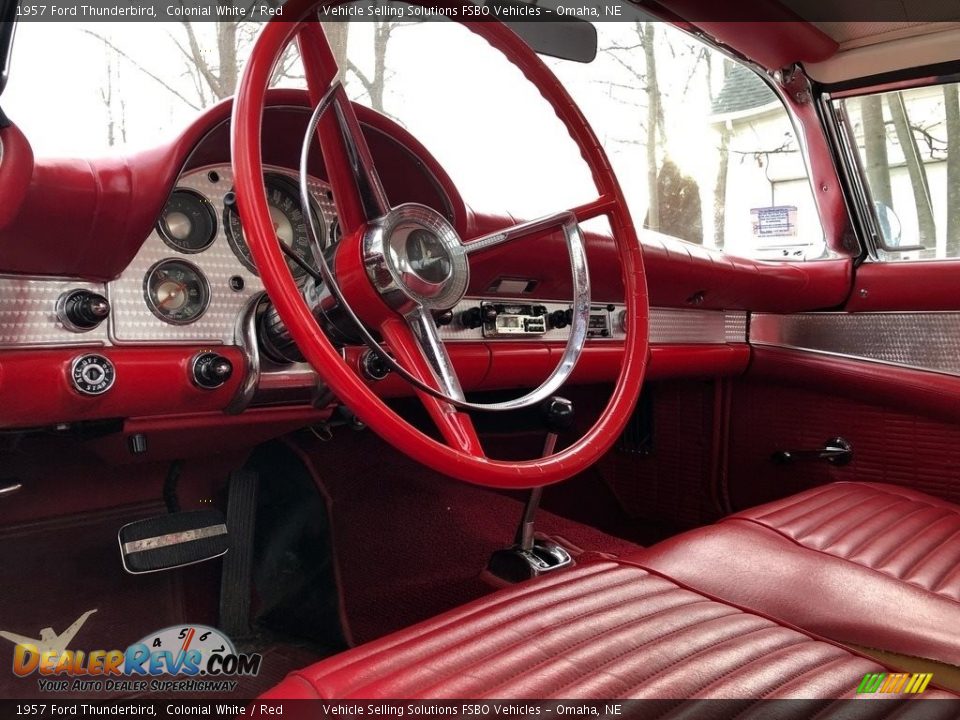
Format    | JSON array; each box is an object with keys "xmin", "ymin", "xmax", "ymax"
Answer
[{"xmin": 363, "ymin": 203, "xmax": 469, "ymax": 313}]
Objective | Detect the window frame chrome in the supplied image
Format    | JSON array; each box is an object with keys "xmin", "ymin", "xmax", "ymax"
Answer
[{"xmin": 822, "ymin": 76, "xmax": 960, "ymax": 260}]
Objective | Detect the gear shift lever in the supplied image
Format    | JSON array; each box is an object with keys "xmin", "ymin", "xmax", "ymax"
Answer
[
  {"xmin": 517, "ymin": 397, "xmax": 574, "ymax": 552},
  {"xmin": 488, "ymin": 397, "xmax": 575, "ymax": 583}
]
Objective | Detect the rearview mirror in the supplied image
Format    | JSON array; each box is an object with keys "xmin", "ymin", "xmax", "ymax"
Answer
[{"xmin": 485, "ymin": 0, "xmax": 598, "ymax": 63}]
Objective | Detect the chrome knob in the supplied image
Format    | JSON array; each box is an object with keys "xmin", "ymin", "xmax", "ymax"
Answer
[
  {"xmin": 57, "ymin": 289, "xmax": 110, "ymax": 332},
  {"xmin": 192, "ymin": 352, "xmax": 234, "ymax": 389}
]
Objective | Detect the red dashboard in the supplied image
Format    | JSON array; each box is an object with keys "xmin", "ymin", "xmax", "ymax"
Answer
[{"xmin": 0, "ymin": 89, "xmax": 851, "ymax": 460}]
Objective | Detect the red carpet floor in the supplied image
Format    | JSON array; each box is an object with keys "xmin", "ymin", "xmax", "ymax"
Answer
[{"xmin": 292, "ymin": 431, "xmax": 644, "ymax": 646}]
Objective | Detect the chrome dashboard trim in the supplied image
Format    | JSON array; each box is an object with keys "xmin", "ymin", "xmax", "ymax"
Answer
[
  {"xmin": 226, "ymin": 291, "xmax": 329, "ymax": 414},
  {"xmin": 225, "ymin": 293, "xmax": 263, "ymax": 414},
  {"xmin": 751, "ymin": 312, "xmax": 960, "ymax": 377},
  {"xmin": 438, "ymin": 301, "xmax": 746, "ymax": 346}
]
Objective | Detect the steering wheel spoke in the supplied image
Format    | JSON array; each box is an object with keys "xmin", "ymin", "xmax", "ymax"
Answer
[
  {"xmin": 465, "ymin": 210, "xmax": 577, "ymax": 255},
  {"xmin": 297, "ymin": 25, "xmax": 390, "ymax": 235},
  {"xmin": 234, "ymin": 0, "xmax": 648, "ymax": 487},
  {"xmin": 464, "ymin": 197, "xmax": 614, "ymax": 256},
  {"xmin": 379, "ymin": 313, "xmax": 484, "ymax": 456}
]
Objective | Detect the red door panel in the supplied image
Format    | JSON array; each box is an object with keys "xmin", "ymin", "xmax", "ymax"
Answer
[
  {"xmin": 726, "ymin": 344, "xmax": 960, "ymax": 511},
  {"xmin": 847, "ymin": 260, "xmax": 960, "ymax": 312}
]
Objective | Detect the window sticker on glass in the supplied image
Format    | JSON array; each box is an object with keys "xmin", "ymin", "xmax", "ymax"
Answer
[{"xmin": 751, "ymin": 206, "xmax": 799, "ymax": 239}]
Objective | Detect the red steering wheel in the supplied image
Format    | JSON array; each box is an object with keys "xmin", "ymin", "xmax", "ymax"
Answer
[{"xmin": 232, "ymin": 1, "xmax": 649, "ymax": 488}]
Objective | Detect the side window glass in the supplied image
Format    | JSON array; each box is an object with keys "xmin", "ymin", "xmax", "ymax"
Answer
[
  {"xmin": 547, "ymin": 25, "xmax": 827, "ymax": 261},
  {"xmin": 838, "ymin": 84, "xmax": 960, "ymax": 261}
]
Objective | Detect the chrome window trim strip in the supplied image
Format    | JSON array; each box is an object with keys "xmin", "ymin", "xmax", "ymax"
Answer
[{"xmin": 751, "ymin": 311, "xmax": 960, "ymax": 377}]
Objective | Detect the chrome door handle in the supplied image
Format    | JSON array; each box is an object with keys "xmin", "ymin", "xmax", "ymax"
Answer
[{"xmin": 771, "ymin": 437, "xmax": 853, "ymax": 466}]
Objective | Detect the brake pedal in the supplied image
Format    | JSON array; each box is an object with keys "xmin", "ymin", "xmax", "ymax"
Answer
[{"xmin": 119, "ymin": 509, "xmax": 228, "ymax": 574}]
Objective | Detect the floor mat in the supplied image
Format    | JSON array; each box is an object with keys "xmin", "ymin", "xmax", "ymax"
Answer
[
  {"xmin": 0, "ymin": 503, "xmax": 323, "ymax": 699},
  {"xmin": 290, "ymin": 430, "xmax": 645, "ymax": 646}
]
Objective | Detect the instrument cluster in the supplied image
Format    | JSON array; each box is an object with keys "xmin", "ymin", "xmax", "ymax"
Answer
[{"xmin": 107, "ymin": 165, "xmax": 338, "ymax": 344}]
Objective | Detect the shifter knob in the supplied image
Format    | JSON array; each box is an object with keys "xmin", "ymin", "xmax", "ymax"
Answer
[{"xmin": 541, "ymin": 396, "xmax": 574, "ymax": 435}]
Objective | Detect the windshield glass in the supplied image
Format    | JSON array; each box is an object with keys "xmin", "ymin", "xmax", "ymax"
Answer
[{"xmin": 5, "ymin": 17, "xmax": 823, "ymax": 259}]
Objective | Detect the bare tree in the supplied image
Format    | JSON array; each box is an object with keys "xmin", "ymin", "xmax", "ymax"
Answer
[
  {"xmin": 599, "ymin": 22, "xmax": 666, "ymax": 232},
  {"xmin": 95, "ymin": 36, "xmax": 129, "ymax": 148},
  {"xmin": 322, "ymin": 22, "xmax": 350, "ymax": 83},
  {"xmin": 175, "ymin": 22, "xmax": 241, "ymax": 102},
  {"xmin": 641, "ymin": 22, "xmax": 662, "ymax": 231},
  {"xmin": 945, "ymin": 84, "xmax": 960, "ymax": 257},
  {"xmin": 346, "ymin": 21, "xmax": 405, "ymax": 114},
  {"xmin": 889, "ymin": 91, "xmax": 937, "ymax": 256},
  {"xmin": 860, "ymin": 94, "xmax": 892, "ymax": 208},
  {"xmin": 86, "ymin": 14, "xmax": 301, "ymax": 116},
  {"xmin": 709, "ymin": 55, "xmax": 731, "ymax": 249}
]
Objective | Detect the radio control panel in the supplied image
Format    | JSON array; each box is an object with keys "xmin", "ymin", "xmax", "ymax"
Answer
[
  {"xmin": 477, "ymin": 302, "xmax": 549, "ymax": 338},
  {"xmin": 447, "ymin": 299, "xmax": 627, "ymax": 342}
]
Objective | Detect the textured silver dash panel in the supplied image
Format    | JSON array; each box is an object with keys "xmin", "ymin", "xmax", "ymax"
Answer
[
  {"xmin": 108, "ymin": 164, "xmax": 336, "ymax": 345},
  {"xmin": 751, "ymin": 312, "xmax": 960, "ymax": 376},
  {"xmin": 0, "ymin": 276, "xmax": 108, "ymax": 347},
  {"xmin": 438, "ymin": 300, "xmax": 743, "ymax": 345},
  {"xmin": 724, "ymin": 312, "xmax": 748, "ymax": 343},
  {"xmin": 649, "ymin": 309, "xmax": 746, "ymax": 345}
]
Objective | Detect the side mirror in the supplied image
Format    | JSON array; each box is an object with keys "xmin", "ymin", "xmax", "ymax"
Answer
[
  {"xmin": 873, "ymin": 201, "xmax": 924, "ymax": 253},
  {"xmin": 874, "ymin": 201, "xmax": 902, "ymax": 247},
  {"xmin": 485, "ymin": 0, "xmax": 598, "ymax": 63}
]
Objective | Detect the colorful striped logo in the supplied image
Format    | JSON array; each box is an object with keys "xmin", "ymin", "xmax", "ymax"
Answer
[{"xmin": 857, "ymin": 672, "xmax": 933, "ymax": 694}]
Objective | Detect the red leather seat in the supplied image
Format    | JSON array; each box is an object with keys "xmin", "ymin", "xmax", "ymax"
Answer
[
  {"xmin": 261, "ymin": 558, "xmax": 953, "ymax": 701},
  {"xmin": 641, "ymin": 481, "xmax": 960, "ymax": 666}
]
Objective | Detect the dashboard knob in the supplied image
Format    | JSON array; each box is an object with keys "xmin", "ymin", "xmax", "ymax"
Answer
[
  {"xmin": 434, "ymin": 309, "xmax": 454, "ymax": 327},
  {"xmin": 542, "ymin": 396, "xmax": 575, "ymax": 434},
  {"xmin": 460, "ymin": 306, "xmax": 483, "ymax": 330},
  {"xmin": 57, "ymin": 289, "xmax": 110, "ymax": 331},
  {"xmin": 192, "ymin": 352, "xmax": 234, "ymax": 389},
  {"xmin": 549, "ymin": 309, "xmax": 572, "ymax": 330},
  {"xmin": 360, "ymin": 349, "xmax": 391, "ymax": 381},
  {"xmin": 481, "ymin": 305, "xmax": 499, "ymax": 323}
]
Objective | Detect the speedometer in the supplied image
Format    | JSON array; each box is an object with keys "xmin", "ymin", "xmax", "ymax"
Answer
[{"xmin": 224, "ymin": 174, "xmax": 325, "ymax": 279}]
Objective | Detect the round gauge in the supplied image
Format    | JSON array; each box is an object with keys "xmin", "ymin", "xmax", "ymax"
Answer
[
  {"xmin": 224, "ymin": 174, "xmax": 325, "ymax": 278},
  {"xmin": 157, "ymin": 189, "xmax": 217, "ymax": 253},
  {"xmin": 131, "ymin": 625, "xmax": 235, "ymax": 670},
  {"xmin": 143, "ymin": 259, "xmax": 211, "ymax": 325}
]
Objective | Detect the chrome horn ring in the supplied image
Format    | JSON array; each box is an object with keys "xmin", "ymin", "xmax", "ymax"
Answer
[{"xmin": 299, "ymin": 82, "xmax": 592, "ymax": 412}]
